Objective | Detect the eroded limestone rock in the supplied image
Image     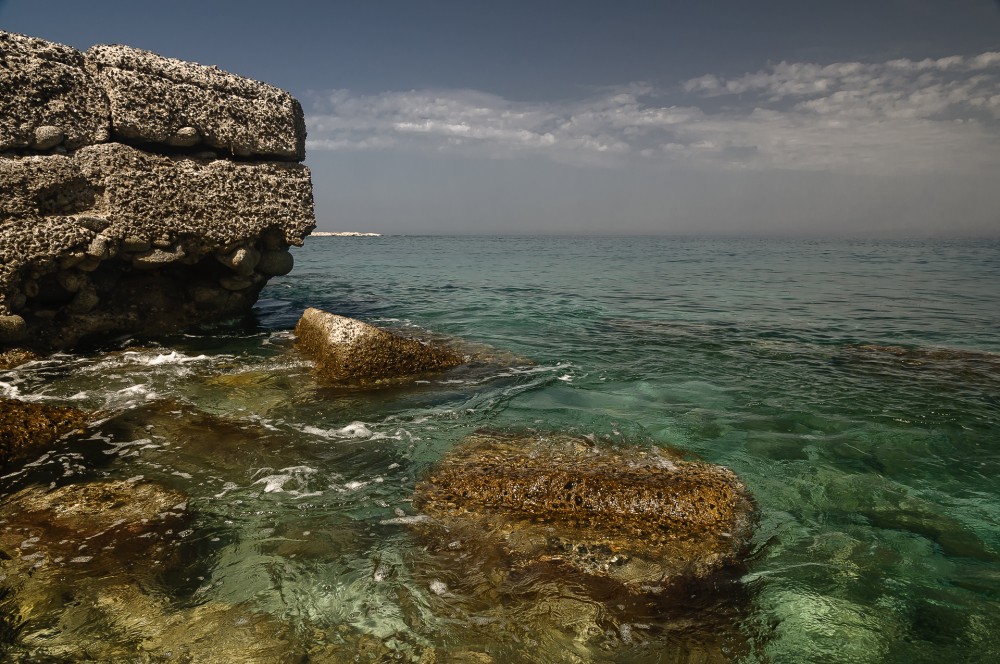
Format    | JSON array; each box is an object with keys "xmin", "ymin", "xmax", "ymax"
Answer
[
  {"xmin": 86, "ymin": 43, "xmax": 306, "ymax": 160},
  {"xmin": 0, "ymin": 31, "xmax": 110, "ymax": 151},
  {"xmin": 0, "ymin": 31, "xmax": 315, "ymax": 351},
  {"xmin": 413, "ymin": 431, "xmax": 757, "ymax": 592},
  {"xmin": 0, "ymin": 397, "xmax": 88, "ymax": 471},
  {"xmin": 295, "ymin": 308, "xmax": 464, "ymax": 385},
  {"xmin": 0, "ymin": 143, "xmax": 313, "ymax": 348}
]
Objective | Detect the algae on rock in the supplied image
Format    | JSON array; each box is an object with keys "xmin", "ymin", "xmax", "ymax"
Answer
[
  {"xmin": 413, "ymin": 431, "xmax": 758, "ymax": 591},
  {"xmin": 0, "ymin": 397, "xmax": 88, "ymax": 472}
]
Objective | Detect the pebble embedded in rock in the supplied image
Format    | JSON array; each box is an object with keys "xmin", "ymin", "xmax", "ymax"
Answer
[
  {"xmin": 0, "ymin": 314, "xmax": 28, "ymax": 342},
  {"xmin": 121, "ymin": 236, "xmax": 151, "ymax": 253},
  {"xmin": 57, "ymin": 270, "xmax": 86, "ymax": 293},
  {"xmin": 132, "ymin": 246, "xmax": 185, "ymax": 269},
  {"xmin": 217, "ymin": 246, "xmax": 261, "ymax": 276},
  {"xmin": 68, "ymin": 287, "xmax": 99, "ymax": 313},
  {"xmin": 32, "ymin": 125, "xmax": 65, "ymax": 150},
  {"xmin": 167, "ymin": 126, "xmax": 200, "ymax": 147},
  {"xmin": 76, "ymin": 215, "xmax": 110, "ymax": 232}
]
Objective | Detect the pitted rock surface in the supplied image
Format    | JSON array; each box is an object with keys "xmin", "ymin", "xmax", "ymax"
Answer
[
  {"xmin": 86, "ymin": 43, "xmax": 306, "ymax": 160},
  {"xmin": 413, "ymin": 432, "xmax": 757, "ymax": 590},
  {"xmin": 0, "ymin": 31, "xmax": 110, "ymax": 151},
  {"xmin": 295, "ymin": 307, "xmax": 464, "ymax": 384},
  {"xmin": 0, "ymin": 31, "xmax": 315, "ymax": 349}
]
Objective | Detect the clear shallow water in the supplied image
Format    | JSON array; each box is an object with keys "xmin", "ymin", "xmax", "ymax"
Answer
[{"xmin": 2, "ymin": 235, "xmax": 1000, "ymax": 662}]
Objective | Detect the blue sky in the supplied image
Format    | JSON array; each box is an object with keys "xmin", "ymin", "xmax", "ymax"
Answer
[{"xmin": 3, "ymin": 0, "xmax": 999, "ymax": 235}]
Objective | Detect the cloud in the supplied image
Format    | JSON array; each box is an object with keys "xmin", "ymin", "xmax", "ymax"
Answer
[{"xmin": 306, "ymin": 51, "xmax": 1000, "ymax": 175}]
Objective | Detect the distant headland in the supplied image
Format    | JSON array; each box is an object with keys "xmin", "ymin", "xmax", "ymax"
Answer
[{"xmin": 310, "ymin": 231, "xmax": 383, "ymax": 237}]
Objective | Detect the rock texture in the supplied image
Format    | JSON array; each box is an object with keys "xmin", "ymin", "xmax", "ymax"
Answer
[
  {"xmin": 413, "ymin": 432, "xmax": 757, "ymax": 592},
  {"xmin": 87, "ymin": 43, "xmax": 306, "ymax": 160},
  {"xmin": 0, "ymin": 32, "xmax": 110, "ymax": 152},
  {"xmin": 0, "ymin": 31, "xmax": 314, "ymax": 349},
  {"xmin": 295, "ymin": 307, "xmax": 464, "ymax": 385},
  {"xmin": 0, "ymin": 397, "xmax": 89, "ymax": 471}
]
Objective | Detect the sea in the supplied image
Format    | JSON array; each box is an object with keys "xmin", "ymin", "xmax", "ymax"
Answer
[{"xmin": 2, "ymin": 235, "xmax": 999, "ymax": 663}]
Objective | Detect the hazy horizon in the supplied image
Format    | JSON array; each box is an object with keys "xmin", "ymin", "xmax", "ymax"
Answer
[{"xmin": 3, "ymin": 0, "xmax": 999, "ymax": 237}]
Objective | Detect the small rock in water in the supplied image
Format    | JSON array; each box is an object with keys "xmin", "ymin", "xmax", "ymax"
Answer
[{"xmin": 294, "ymin": 307, "xmax": 463, "ymax": 385}]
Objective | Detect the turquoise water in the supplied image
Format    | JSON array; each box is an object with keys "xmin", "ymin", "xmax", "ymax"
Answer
[{"xmin": 3, "ymin": 235, "xmax": 999, "ymax": 662}]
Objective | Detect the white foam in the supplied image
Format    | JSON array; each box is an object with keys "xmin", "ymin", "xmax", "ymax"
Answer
[
  {"xmin": 253, "ymin": 466, "xmax": 320, "ymax": 497},
  {"xmin": 300, "ymin": 422, "xmax": 374, "ymax": 439},
  {"xmin": 379, "ymin": 514, "xmax": 432, "ymax": 526},
  {"xmin": 121, "ymin": 350, "xmax": 212, "ymax": 366}
]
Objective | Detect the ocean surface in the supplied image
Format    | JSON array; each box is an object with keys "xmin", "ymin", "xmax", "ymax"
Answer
[{"xmin": 2, "ymin": 235, "xmax": 999, "ymax": 662}]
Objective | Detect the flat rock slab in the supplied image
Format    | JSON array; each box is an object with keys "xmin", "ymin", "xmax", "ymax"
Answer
[
  {"xmin": 0, "ymin": 31, "xmax": 110, "ymax": 151},
  {"xmin": 87, "ymin": 44, "xmax": 306, "ymax": 160},
  {"xmin": 0, "ymin": 397, "xmax": 88, "ymax": 471},
  {"xmin": 413, "ymin": 432, "xmax": 757, "ymax": 591},
  {"xmin": 77, "ymin": 143, "xmax": 314, "ymax": 245},
  {"xmin": 295, "ymin": 307, "xmax": 464, "ymax": 385},
  {"xmin": 0, "ymin": 145, "xmax": 314, "ymax": 345}
]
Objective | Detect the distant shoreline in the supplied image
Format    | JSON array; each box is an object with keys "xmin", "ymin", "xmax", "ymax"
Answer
[{"xmin": 310, "ymin": 231, "xmax": 382, "ymax": 237}]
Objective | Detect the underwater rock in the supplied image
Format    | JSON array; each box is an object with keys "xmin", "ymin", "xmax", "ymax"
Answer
[
  {"xmin": 294, "ymin": 307, "xmax": 464, "ymax": 385},
  {"xmin": 8, "ymin": 581, "xmax": 301, "ymax": 663},
  {"xmin": 0, "ymin": 481, "xmax": 294, "ymax": 662},
  {"xmin": 0, "ymin": 478, "xmax": 189, "ymax": 569},
  {"xmin": 0, "ymin": 478, "xmax": 192, "ymax": 635},
  {"xmin": 0, "ymin": 397, "xmax": 88, "ymax": 471},
  {"xmin": 838, "ymin": 343, "xmax": 1000, "ymax": 385},
  {"xmin": 413, "ymin": 431, "xmax": 757, "ymax": 592}
]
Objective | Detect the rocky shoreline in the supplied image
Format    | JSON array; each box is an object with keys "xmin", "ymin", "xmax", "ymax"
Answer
[{"xmin": 0, "ymin": 30, "xmax": 760, "ymax": 662}]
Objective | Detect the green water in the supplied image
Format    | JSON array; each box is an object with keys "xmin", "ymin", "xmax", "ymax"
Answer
[{"xmin": 2, "ymin": 236, "xmax": 999, "ymax": 662}]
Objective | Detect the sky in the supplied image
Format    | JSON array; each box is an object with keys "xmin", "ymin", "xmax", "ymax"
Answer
[{"xmin": 2, "ymin": 0, "xmax": 1000, "ymax": 236}]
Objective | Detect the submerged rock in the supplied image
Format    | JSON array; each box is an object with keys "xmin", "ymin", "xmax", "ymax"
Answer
[
  {"xmin": 294, "ymin": 307, "xmax": 464, "ymax": 385},
  {"xmin": 0, "ymin": 478, "xmax": 189, "ymax": 570},
  {"xmin": 838, "ymin": 343, "xmax": 1000, "ymax": 384},
  {"xmin": 9, "ymin": 581, "xmax": 300, "ymax": 664},
  {"xmin": 0, "ymin": 479, "xmax": 292, "ymax": 662},
  {"xmin": 413, "ymin": 431, "xmax": 757, "ymax": 592},
  {"xmin": 0, "ymin": 398, "xmax": 88, "ymax": 471}
]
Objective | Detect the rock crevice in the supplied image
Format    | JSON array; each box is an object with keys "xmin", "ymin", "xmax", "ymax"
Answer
[{"xmin": 1, "ymin": 31, "xmax": 315, "ymax": 348}]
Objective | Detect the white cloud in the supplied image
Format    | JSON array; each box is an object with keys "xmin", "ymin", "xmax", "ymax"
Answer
[{"xmin": 306, "ymin": 51, "xmax": 1000, "ymax": 175}]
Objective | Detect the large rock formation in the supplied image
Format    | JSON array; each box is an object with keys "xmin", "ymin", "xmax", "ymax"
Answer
[{"xmin": 0, "ymin": 31, "xmax": 315, "ymax": 349}]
